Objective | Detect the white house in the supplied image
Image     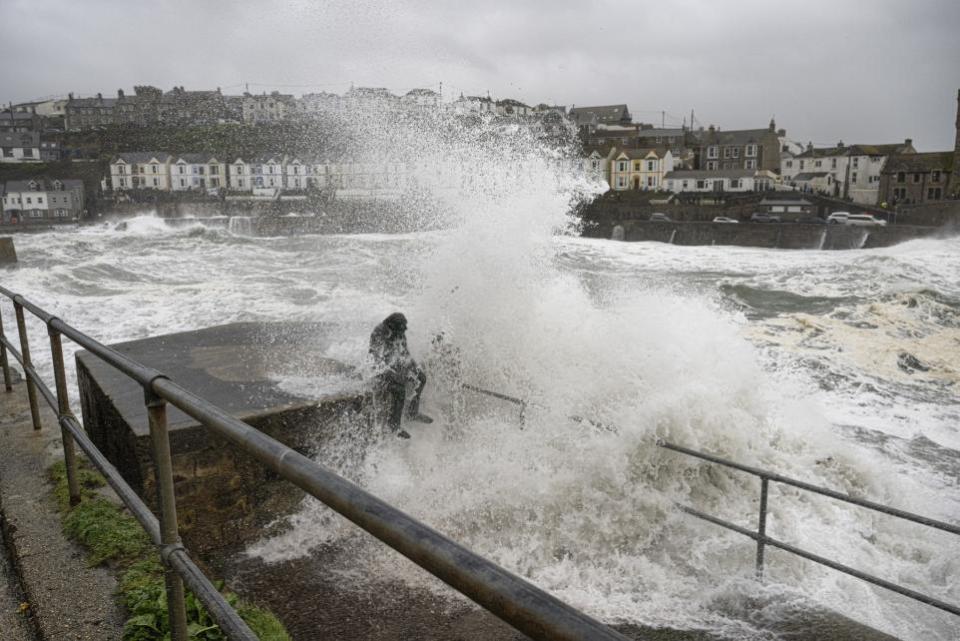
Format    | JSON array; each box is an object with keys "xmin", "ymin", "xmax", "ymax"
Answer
[
  {"xmin": 608, "ymin": 147, "xmax": 674, "ymax": 191},
  {"xmin": 169, "ymin": 154, "xmax": 228, "ymax": 192},
  {"xmin": 228, "ymin": 158, "xmax": 252, "ymax": 191},
  {"xmin": 452, "ymin": 94, "xmax": 496, "ymax": 116},
  {"xmin": 284, "ymin": 157, "xmax": 312, "ymax": 191},
  {"xmin": 580, "ymin": 147, "xmax": 614, "ymax": 186},
  {"xmin": 663, "ymin": 169, "xmax": 777, "ymax": 194},
  {"xmin": 781, "ymin": 140, "xmax": 915, "ymax": 204},
  {"xmin": 2, "ymin": 178, "xmax": 84, "ymax": 224},
  {"xmin": 249, "ymin": 155, "xmax": 285, "ymax": 190},
  {"xmin": 0, "ymin": 132, "xmax": 42, "ymax": 163},
  {"xmin": 110, "ymin": 152, "xmax": 174, "ymax": 191}
]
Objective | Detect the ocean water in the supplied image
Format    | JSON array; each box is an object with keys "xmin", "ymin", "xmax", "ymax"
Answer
[{"xmin": 2, "ymin": 117, "xmax": 958, "ymax": 639}]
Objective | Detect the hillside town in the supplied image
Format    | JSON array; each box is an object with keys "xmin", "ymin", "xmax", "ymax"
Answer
[{"xmin": 1, "ymin": 84, "xmax": 959, "ymax": 226}]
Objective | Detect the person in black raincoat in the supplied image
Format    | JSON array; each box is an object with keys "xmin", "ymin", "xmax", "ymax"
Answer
[{"xmin": 369, "ymin": 312, "xmax": 431, "ymax": 437}]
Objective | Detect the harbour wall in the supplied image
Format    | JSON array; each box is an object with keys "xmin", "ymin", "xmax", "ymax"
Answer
[{"xmin": 583, "ymin": 220, "xmax": 953, "ymax": 250}]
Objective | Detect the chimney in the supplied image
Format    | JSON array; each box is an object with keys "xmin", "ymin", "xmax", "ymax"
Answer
[
  {"xmin": 807, "ymin": 142, "xmax": 814, "ymax": 152},
  {"xmin": 68, "ymin": 92, "xmax": 73, "ymax": 100},
  {"xmin": 777, "ymin": 128, "xmax": 786, "ymax": 137},
  {"xmin": 904, "ymin": 138, "xmax": 913, "ymax": 147},
  {"xmin": 97, "ymin": 92, "xmax": 102, "ymax": 101},
  {"xmin": 118, "ymin": 89, "xmax": 124, "ymax": 99},
  {"xmin": 837, "ymin": 140, "xmax": 844, "ymax": 148},
  {"xmin": 769, "ymin": 117, "xmax": 776, "ymax": 132}
]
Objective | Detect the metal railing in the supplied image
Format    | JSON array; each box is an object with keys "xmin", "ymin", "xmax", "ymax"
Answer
[
  {"xmin": 658, "ymin": 439, "xmax": 960, "ymax": 618},
  {"xmin": 467, "ymin": 387, "xmax": 960, "ymax": 619},
  {"xmin": 0, "ymin": 287, "xmax": 629, "ymax": 641}
]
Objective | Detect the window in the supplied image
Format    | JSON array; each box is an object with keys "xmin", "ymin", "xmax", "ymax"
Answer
[
  {"xmin": 928, "ymin": 187, "xmax": 942, "ymax": 200},
  {"xmin": 707, "ymin": 161, "xmax": 718, "ymax": 170},
  {"xmin": 831, "ymin": 159, "xmax": 837, "ymax": 169},
  {"xmin": 897, "ymin": 172, "xmax": 905, "ymax": 183},
  {"xmin": 707, "ymin": 146, "xmax": 718, "ymax": 159},
  {"xmin": 179, "ymin": 178, "xmax": 185, "ymax": 187},
  {"xmin": 815, "ymin": 160, "xmax": 822, "ymax": 168},
  {"xmin": 851, "ymin": 172, "xmax": 858, "ymax": 183},
  {"xmin": 932, "ymin": 170, "xmax": 941, "ymax": 182},
  {"xmin": 647, "ymin": 160, "xmax": 654, "ymax": 171},
  {"xmin": 151, "ymin": 164, "xmax": 158, "ymax": 174},
  {"xmin": 730, "ymin": 179, "xmax": 740, "ymax": 189},
  {"xmin": 785, "ymin": 160, "xmax": 793, "ymax": 168},
  {"xmin": 37, "ymin": 197, "xmax": 43, "ymax": 204},
  {"xmin": 682, "ymin": 180, "xmax": 689, "ymax": 189},
  {"xmin": 26, "ymin": 197, "xmax": 31, "ymax": 204},
  {"xmin": 852, "ymin": 157, "xmax": 859, "ymax": 169},
  {"xmin": 211, "ymin": 178, "xmax": 220, "ymax": 187},
  {"xmin": 696, "ymin": 180, "xmax": 706, "ymax": 189},
  {"xmin": 745, "ymin": 159, "xmax": 756, "ymax": 169},
  {"xmin": 732, "ymin": 147, "xmax": 740, "ymax": 158},
  {"xmin": 2, "ymin": 148, "xmax": 13, "ymax": 158},
  {"xmin": 179, "ymin": 166, "xmax": 185, "ymax": 174},
  {"xmin": 647, "ymin": 176, "xmax": 654, "ymax": 187},
  {"xmin": 117, "ymin": 165, "xmax": 126, "ymax": 174},
  {"xmin": 745, "ymin": 144, "xmax": 757, "ymax": 157},
  {"xmin": 913, "ymin": 173, "xmax": 921, "ymax": 183},
  {"xmin": 210, "ymin": 166, "xmax": 219, "ymax": 175},
  {"xmin": 616, "ymin": 176, "xmax": 626, "ymax": 188},
  {"xmin": 800, "ymin": 160, "xmax": 805, "ymax": 170},
  {"xmin": 152, "ymin": 178, "xmax": 158, "ymax": 186},
  {"xmin": 617, "ymin": 161, "xmax": 627, "ymax": 172},
  {"xmin": 238, "ymin": 179, "xmax": 244, "ymax": 188},
  {"xmin": 590, "ymin": 160, "xmax": 599, "ymax": 170},
  {"xmin": 724, "ymin": 147, "xmax": 732, "ymax": 159},
  {"xmin": 893, "ymin": 187, "xmax": 906, "ymax": 199},
  {"xmin": 22, "ymin": 148, "xmax": 35, "ymax": 157}
]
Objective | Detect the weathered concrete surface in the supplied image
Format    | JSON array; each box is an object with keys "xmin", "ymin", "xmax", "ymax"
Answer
[
  {"xmin": 0, "ymin": 238, "xmax": 16, "ymax": 265},
  {"xmin": 76, "ymin": 322, "xmax": 365, "ymax": 553},
  {"xmin": 0, "ymin": 379, "xmax": 125, "ymax": 640},
  {"xmin": 583, "ymin": 220, "xmax": 952, "ymax": 250}
]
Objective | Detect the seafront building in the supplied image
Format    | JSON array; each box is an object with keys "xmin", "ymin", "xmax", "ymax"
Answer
[{"xmin": 1, "ymin": 177, "xmax": 84, "ymax": 224}]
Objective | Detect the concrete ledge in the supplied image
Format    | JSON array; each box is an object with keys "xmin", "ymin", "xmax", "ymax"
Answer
[{"xmin": 76, "ymin": 322, "xmax": 366, "ymax": 553}]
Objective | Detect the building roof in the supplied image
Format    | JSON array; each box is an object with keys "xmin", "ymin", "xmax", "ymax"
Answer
[
  {"xmin": 570, "ymin": 105, "xmax": 630, "ymax": 125},
  {"xmin": 793, "ymin": 172, "xmax": 831, "ymax": 181},
  {"xmin": 114, "ymin": 152, "xmax": 174, "ymax": 164},
  {"xmin": 0, "ymin": 131, "xmax": 40, "ymax": 146},
  {"xmin": 405, "ymin": 88, "xmax": 439, "ymax": 97},
  {"xmin": 702, "ymin": 127, "xmax": 774, "ymax": 146},
  {"xmin": 173, "ymin": 153, "xmax": 224, "ymax": 163},
  {"xmin": 797, "ymin": 142, "xmax": 912, "ymax": 159},
  {"xmin": 68, "ymin": 97, "xmax": 118, "ymax": 108},
  {"xmin": 666, "ymin": 169, "xmax": 757, "ymax": 179},
  {"xmin": 882, "ymin": 152, "xmax": 954, "ymax": 173},
  {"xmin": 4, "ymin": 178, "xmax": 83, "ymax": 192},
  {"xmin": 613, "ymin": 146, "xmax": 668, "ymax": 160}
]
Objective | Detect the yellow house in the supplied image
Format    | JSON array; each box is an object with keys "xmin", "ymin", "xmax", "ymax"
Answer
[{"xmin": 609, "ymin": 147, "xmax": 674, "ymax": 191}]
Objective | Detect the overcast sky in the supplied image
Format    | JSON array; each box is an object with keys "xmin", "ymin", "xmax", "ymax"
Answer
[{"xmin": 2, "ymin": 0, "xmax": 959, "ymax": 150}]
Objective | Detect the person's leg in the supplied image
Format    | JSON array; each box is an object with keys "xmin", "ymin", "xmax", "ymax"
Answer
[
  {"xmin": 386, "ymin": 379, "xmax": 406, "ymax": 433},
  {"xmin": 406, "ymin": 370, "xmax": 427, "ymax": 418}
]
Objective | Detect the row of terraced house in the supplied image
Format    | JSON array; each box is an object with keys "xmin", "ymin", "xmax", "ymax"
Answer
[{"xmin": 109, "ymin": 153, "xmax": 428, "ymax": 193}]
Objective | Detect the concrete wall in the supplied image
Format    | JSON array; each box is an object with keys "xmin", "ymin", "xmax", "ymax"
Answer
[
  {"xmin": 583, "ymin": 220, "xmax": 951, "ymax": 250},
  {"xmin": 0, "ymin": 237, "xmax": 16, "ymax": 263}
]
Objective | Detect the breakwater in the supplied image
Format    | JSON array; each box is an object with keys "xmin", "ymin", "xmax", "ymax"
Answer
[{"xmin": 584, "ymin": 220, "xmax": 951, "ymax": 249}]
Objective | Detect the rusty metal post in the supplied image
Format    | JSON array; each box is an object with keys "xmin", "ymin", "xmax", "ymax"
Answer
[
  {"xmin": 49, "ymin": 327, "xmax": 81, "ymax": 506},
  {"xmin": 13, "ymin": 302, "xmax": 41, "ymax": 430},
  {"xmin": 756, "ymin": 476, "xmax": 769, "ymax": 579},
  {"xmin": 0, "ymin": 305, "xmax": 12, "ymax": 392},
  {"xmin": 145, "ymin": 390, "xmax": 188, "ymax": 641}
]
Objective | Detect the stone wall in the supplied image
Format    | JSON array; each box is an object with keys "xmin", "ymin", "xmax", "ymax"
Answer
[
  {"xmin": 585, "ymin": 220, "xmax": 950, "ymax": 250},
  {"xmin": 0, "ymin": 237, "xmax": 16, "ymax": 264}
]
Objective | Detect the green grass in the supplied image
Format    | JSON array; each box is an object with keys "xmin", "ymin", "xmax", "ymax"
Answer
[{"xmin": 49, "ymin": 460, "xmax": 291, "ymax": 641}]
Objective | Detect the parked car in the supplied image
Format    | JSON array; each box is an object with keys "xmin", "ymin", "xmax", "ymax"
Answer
[
  {"xmin": 712, "ymin": 216, "xmax": 739, "ymax": 223},
  {"xmin": 649, "ymin": 213, "xmax": 672, "ymax": 222},
  {"xmin": 827, "ymin": 211, "xmax": 851, "ymax": 224},
  {"xmin": 845, "ymin": 213, "xmax": 887, "ymax": 227},
  {"xmin": 750, "ymin": 213, "xmax": 781, "ymax": 223}
]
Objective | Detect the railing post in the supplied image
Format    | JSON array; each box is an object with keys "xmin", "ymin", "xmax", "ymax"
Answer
[
  {"xmin": 0, "ymin": 305, "xmax": 13, "ymax": 392},
  {"xmin": 13, "ymin": 301, "xmax": 41, "ymax": 430},
  {"xmin": 145, "ymin": 389, "xmax": 189, "ymax": 641},
  {"xmin": 49, "ymin": 326, "xmax": 81, "ymax": 507},
  {"xmin": 756, "ymin": 476, "xmax": 769, "ymax": 580}
]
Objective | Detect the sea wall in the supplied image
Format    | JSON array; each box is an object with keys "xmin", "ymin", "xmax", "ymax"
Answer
[{"xmin": 586, "ymin": 221, "xmax": 951, "ymax": 250}]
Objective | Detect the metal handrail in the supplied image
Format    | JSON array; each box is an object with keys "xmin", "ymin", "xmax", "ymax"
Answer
[
  {"xmin": 659, "ymin": 439, "xmax": 960, "ymax": 617},
  {"xmin": 424, "ymin": 382, "xmax": 960, "ymax": 619},
  {"xmin": 0, "ymin": 288, "xmax": 629, "ymax": 641}
]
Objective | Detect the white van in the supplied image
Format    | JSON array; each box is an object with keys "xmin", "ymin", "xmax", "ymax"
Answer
[
  {"xmin": 827, "ymin": 211, "xmax": 850, "ymax": 224},
  {"xmin": 845, "ymin": 213, "xmax": 887, "ymax": 227}
]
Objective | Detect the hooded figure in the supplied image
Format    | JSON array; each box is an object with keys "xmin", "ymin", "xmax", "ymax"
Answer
[{"xmin": 369, "ymin": 312, "xmax": 431, "ymax": 437}]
